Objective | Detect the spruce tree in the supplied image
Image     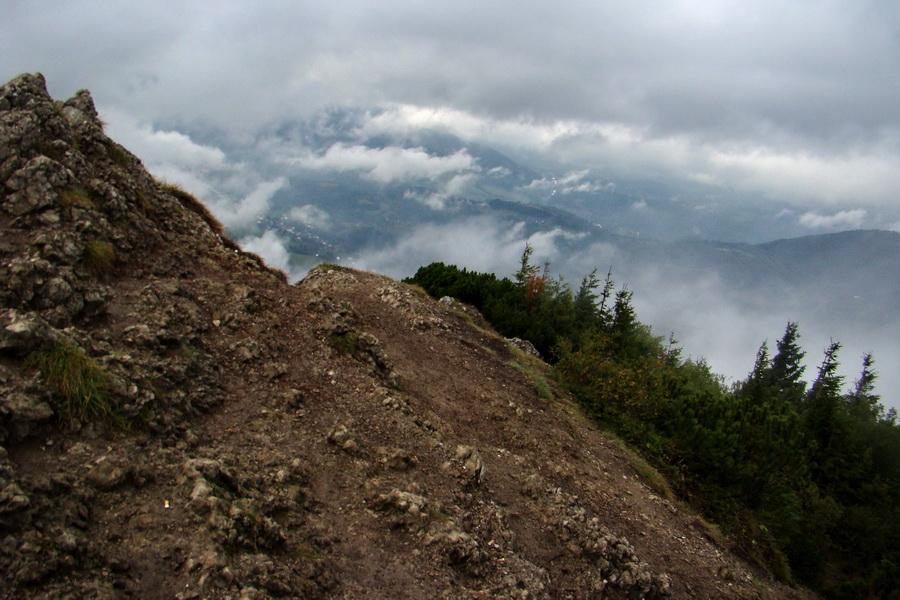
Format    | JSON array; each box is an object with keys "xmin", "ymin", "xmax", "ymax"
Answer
[
  {"xmin": 847, "ymin": 352, "xmax": 880, "ymax": 421},
  {"xmin": 768, "ymin": 322, "xmax": 807, "ymax": 405}
]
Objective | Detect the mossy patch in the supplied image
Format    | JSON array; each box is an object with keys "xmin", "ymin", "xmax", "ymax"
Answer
[{"xmin": 328, "ymin": 331, "xmax": 361, "ymax": 355}]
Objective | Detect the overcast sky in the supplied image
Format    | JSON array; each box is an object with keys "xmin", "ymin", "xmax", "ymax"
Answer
[{"xmin": 3, "ymin": 0, "xmax": 900, "ymax": 228}]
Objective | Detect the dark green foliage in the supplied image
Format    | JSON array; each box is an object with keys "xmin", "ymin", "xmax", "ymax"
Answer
[
  {"xmin": 328, "ymin": 331, "xmax": 361, "ymax": 355},
  {"xmin": 409, "ymin": 251, "xmax": 900, "ymax": 598},
  {"xmin": 406, "ymin": 250, "xmax": 606, "ymax": 357},
  {"xmin": 767, "ymin": 321, "xmax": 807, "ymax": 405}
]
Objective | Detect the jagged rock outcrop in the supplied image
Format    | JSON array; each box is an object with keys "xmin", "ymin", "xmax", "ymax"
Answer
[{"xmin": 0, "ymin": 73, "xmax": 817, "ymax": 599}]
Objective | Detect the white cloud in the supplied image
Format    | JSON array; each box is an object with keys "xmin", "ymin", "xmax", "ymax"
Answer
[
  {"xmin": 239, "ymin": 230, "xmax": 291, "ymax": 272},
  {"xmin": 521, "ymin": 170, "xmax": 607, "ymax": 195},
  {"xmin": 362, "ymin": 106, "xmax": 900, "ymax": 212},
  {"xmin": 292, "ymin": 143, "xmax": 478, "ymax": 184},
  {"xmin": 209, "ymin": 177, "xmax": 287, "ymax": 229},
  {"xmin": 527, "ymin": 228, "xmax": 587, "ymax": 258},
  {"xmin": 404, "ymin": 172, "xmax": 478, "ymax": 210},
  {"xmin": 706, "ymin": 148, "xmax": 900, "ymax": 206},
  {"xmin": 237, "ymin": 229, "xmax": 306, "ymax": 283},
  {"xmin": 104, "ymin": 112, "xmax": 226, "ymax": 170},
  {"xmin": 359, "ymin": 104, "xmax": 587, "ymax": 151},
  {"xmin": 350, "ymin": 218, "xmax": 580, "ymax": 278},
  {"xmin": 799, "ymin": 209, "xmax": 868, "ymax": 230},
  {"xmin": 288, "ymin": 204, "xmax": 331, "ymax": 230},
  {"xmin": 632, "ymin": 199, "xmax": 649, "ymax": 211}
]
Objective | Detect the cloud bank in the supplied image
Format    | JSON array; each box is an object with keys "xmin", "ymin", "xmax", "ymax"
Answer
[
  {"xmin": 4, "ymin": 0, "xmax": 899, "ymax": 219},
  {"xmin": 294, "ymin": 144, "xmax": 478, "ymax": 185}
]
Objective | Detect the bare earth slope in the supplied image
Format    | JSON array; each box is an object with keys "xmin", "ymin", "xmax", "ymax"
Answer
[{"xmin": 0, "ymin": 73, "xmax": 816, "ymax": 599}]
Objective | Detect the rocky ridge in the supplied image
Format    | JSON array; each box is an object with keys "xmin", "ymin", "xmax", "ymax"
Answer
[{"xmin": 0, "ymin": 73, "xmax": 816, "ymax": 599}]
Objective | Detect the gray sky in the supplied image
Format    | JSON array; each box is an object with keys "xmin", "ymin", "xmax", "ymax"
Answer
[{"xmin": 3, "ymin": 0, "xmax": 900, "ymax": 227}]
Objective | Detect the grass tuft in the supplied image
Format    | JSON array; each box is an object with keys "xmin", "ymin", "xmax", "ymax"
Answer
[
  {"xmin": 26, "ymin": 341, "xmax": 115, "ymax": 423},
  {"xmin": 508, "ymin": 359, "xmax": 553, "ymax": 400},
  {"xmin": 106, "ymin": 143, "xmax": 131, "ymax": 167},
  {"xmin": 313, "ymin": 262, "xmax": 345, "ymax": 272},
  {"xmin": 57, "ymin": 187, "xmax": 95, "ymax": 210},
  {"xmin": 600, "ymin": 426, "xmax": 677, "ymax": 502},
  {"xmin": 160, "ymin": 180, "xmax": 225, "ymax": 235},
  {"xmin": 83, "ymin": 239, "xmax": 116, "ymax": 276},
  {"xmin": 35, "ymin": 142, "xmax": 67, "ymax": 162}
]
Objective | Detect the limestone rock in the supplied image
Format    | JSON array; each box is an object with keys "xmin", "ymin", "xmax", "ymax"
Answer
[{"xmin": 0, "ymin": 308, "xmax": 60, "ymax": 353}]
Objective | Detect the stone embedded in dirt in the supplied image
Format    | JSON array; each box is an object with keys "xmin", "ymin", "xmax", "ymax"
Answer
[
  {"xmin": 506, "ymin": 336, "xmax": 542, "ymax": 358},
  {"xmin": 282, "ymin": 388, "xmax": 305, "ymax": 408},
  {"xmin": 86, "ymin": 458, "xmax": 131, "ymax": 491},
  {"xmin": 226, "ymin": 499, "xmax": 287, "ymax": 551},
  {"xmin": 455, "ymin": 444, "xmax": 486, "ymax": 487},
  {"xmin": 326, "ymin": 424, "xmax": 362, "ymax": 455},
  {"xmin": 373, "ymin": 489, "xmax": 431, "ymax": 532},
  {"xmin": 435, "ymin": 528, "xmax": 483, "ymax": 568},
  {"xmin": 1, "ymin": 390, "xmax": 54, "ymax": 442},
  {"xmin": 0, "ymin": 308, "xmax": 60, "ymax": 353},
  {"xmin": 381, "ymin": 447, "xmax": 419, "ymax": 472},
  {"xmin": 521, "ymin": 472, "xmax": 546, "ymax": 500},
  {"xmin": 0, "ymin": 479, "xmax": 31, "ymax": 517}
]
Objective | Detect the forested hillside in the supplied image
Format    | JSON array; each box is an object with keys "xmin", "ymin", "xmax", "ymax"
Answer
[{"xmin": 408, "ymin": 249, "xmax": 900, "ymax": 599}]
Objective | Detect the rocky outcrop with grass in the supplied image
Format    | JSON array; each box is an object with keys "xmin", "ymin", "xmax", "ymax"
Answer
[{"xmin": 0, "ymin": 73, "xmax": 817, "ymax": 599}]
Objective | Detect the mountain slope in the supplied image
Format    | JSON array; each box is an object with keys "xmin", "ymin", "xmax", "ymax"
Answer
[{"xmin": 0, "ymin": 73, "xmax": 816, "ymax": 599}]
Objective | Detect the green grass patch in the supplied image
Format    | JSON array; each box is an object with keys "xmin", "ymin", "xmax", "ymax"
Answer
[
  {"xmin": 312, "ymin": 262, "xmax": 346, "ymax": 272},
  {"xmin": 26, "ymin": 341, "xmax": 115, "ymax": 423},
  {"xmin": 593, "ymin": 421, "xmax": 677, "ymax": 502},
  {"xmin": 508, "ymin": 359, "xmax": 553, "ymax": 401}
]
